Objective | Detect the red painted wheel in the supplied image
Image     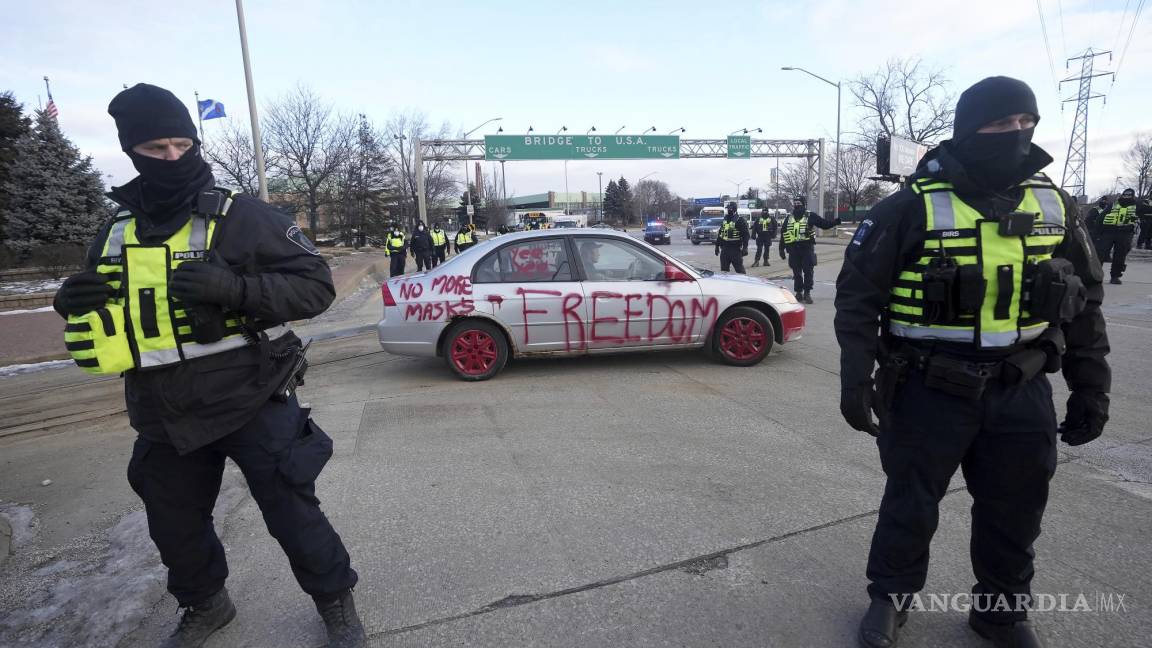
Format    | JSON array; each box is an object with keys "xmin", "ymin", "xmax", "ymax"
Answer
[
  {"xmin": 443, "ymin": 320, "xmax": 509, "ymax": 380},
  {"xmin": 711, "ymin": 306, "xmax": 774, "ymax": 366}
]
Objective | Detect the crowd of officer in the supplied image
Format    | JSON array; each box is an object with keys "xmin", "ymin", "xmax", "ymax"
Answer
[{"xmin": 46, "ymin": 73, "xmax": 1131, "ymax": 648}]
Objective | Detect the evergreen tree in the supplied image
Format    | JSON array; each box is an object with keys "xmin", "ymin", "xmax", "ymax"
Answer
[
  {"xmin": 0, "ymin": 91, "xmax": 32, "ymax": 243},
  {"xmin": 602, "ymin": 179, "xmax": 622, "ymax": 223},
  {"xmin": 616, "ymin": 176, "xmax": 635, "ymax": 225},
  {"xmin": 456, "ymin": 183, "xmax": 482, "ymax": 227},
  {"xmin": 1, "ymin": 110, "xmax": 106, "ymax": 255}
]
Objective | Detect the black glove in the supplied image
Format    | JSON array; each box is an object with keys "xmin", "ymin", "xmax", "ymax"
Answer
[
  {"xmin": 741, "ymin": 247, "xmax": 748, "ymax": 256},
  {"xmin": 1059, "ymin": 391, "xmax": 1108, "ymax": 446},
  {"xmin": 55, "ymin": 270, "xmax": 113, "ymax": 316},
  {"xmin": 714, "ymin": 247, "xmax": 720, "ymax": 256},
  {"xmin": 170, "ymin": 261, "xmax": 245, "ymax": 309},
  {"xmin": 840, "ymin": 381, "xmax": 879, "ymax": 437},
  {"xmin": 779, "ymin": 249, "xmax": 786, "ymax": 260},
  {"xmin": 833, "ymin": 217, "xmax": 843, "ymax": 226}
]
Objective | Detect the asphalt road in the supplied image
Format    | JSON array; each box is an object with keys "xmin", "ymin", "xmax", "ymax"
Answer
[{"xmin": 0, "ymin": 231, "xmax": 1149, "ymax": 648}]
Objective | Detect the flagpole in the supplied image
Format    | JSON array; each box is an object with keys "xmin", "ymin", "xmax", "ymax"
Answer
[
  {"xmin": 234, "ymin": 0, "xmax": 269, "ymax": 201},
  {"xmin": 194, "ymin": 90, "xmax": 205, "ymax": 144},
  {"xmin": 43, "ymin": 76, "xmax": 52, "ymax": 102}
]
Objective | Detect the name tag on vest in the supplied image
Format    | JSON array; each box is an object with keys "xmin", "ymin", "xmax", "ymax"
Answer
[{"xmin": 173, "ymin": 250, "xmax": 207, "ymax": 261}]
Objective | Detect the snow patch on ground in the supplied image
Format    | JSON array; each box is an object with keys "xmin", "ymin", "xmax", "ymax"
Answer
[
  {"xmin": 0, "ymin": 360, "xmax": 72, "ymax": 378},
  {"xmin": 0, "ymin": 478, "xmax": 251, "ymax": 648},
  {"xmin": 0, "ymin": 503, "xmax": 37, "ymax": 548},
  {"xmin": 0, "ymin": 305, "xmax": 55, "ymax": 315},
  {"xmin": 0, "ymin": 279, "xmax": 63, "ymax": 295}
]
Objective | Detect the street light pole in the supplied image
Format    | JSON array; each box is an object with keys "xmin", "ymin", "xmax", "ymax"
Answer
[
  {"xmin": 598, "ymin": 173, "xmax": 607, "ymax": 224},
  {"xmin": 638, "ymin": 172, "xmax": 658, "ymax": 223},
  {"xmin": 463, "ymin": 117, "xmax": 504, "ymax": 226},
  {"xmin": 782, "ymin": 66, "xmax": 841, "ymax": 220},
  {"xmin": 234, "ymin": 0, "xmax": 268, "ymax": 201},
  {"xmin": 615, "ymin": 126, "xmax": 626, "ymax": 134}
]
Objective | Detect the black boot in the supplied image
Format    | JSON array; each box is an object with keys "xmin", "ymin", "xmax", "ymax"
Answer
[
  {"xmin": 1110, "ymin": 277, "xmax": 1122, "ymax": 285},
  {"xmin": 858, "ymin": 599, "xmax": 908, "ymax": 648},
  {"xmin": 802, "ymin": 291, "xmax": 814, "ymax": 304},
  {"xmin": 968, "ymin": 613, "xmax": 1046, "ymax": 648},
  {"xmin": 161, "ymin": 588, "xmax": 236, "ymax": 648},
  {"xmin": 751, "ymin": 260, "xmax": 760, "ymax": 267},
  {"xmin": 316, "ymin": 590, "xmax": 368, "ymax": 648}
]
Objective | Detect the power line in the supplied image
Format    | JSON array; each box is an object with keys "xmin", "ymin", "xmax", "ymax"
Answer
[
  {"xmin": 1057, "ymin": 0, "xmax": 1069, "ymax": 55},
  {"xmin": 1036, "ymin": 0, "xmax": 1061, "ymax": 90},
  {"xmin": 1114, "ymin": 0, "xmax": 1146, "ymax": 82},
  {"xmin": 1113, "ymin": 0, "xmax": 1132, "ymax": 53}
]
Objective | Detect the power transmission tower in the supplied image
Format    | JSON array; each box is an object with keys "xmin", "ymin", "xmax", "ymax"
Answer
[{"xmin": 1060, "ymin": 48, "xmax": 1114, "ymax": 201}]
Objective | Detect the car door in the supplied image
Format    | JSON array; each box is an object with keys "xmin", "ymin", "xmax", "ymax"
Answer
[
  {"xmin": 470, "ymin": 236, "xmax": 588, "ymax": 355},
  {"xmin": 572, "ymin": 236, "xmax": 704, "ymax": 350}
]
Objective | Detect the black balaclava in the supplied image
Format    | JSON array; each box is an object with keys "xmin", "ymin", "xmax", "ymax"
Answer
[
  {"xmin": 1119, "ymin": 189, "xmax": 1136, "ymax": 207},
  {"xmin": 949, "ymin": 76, "xmax": 1040, "ymax": 191},
  {"xmin": 792, "ymin": 196, "xmax": 805, "ymax": 216},
  {"xmin": 725, "ymin": 203, "xmax": 736, "ymax": 221},
  {"xmin": 108, "ymin": 83, "xmax": 213, "ymax": 222}
]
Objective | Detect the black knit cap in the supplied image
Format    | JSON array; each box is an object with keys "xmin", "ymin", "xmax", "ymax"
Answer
[
  {"xmin": 108, "ymin": 83, "xmax": 199, "ymax": 151},
  {"xmin": 952, "ymin": 76, "xmax": 1040, "ymax": 142}
]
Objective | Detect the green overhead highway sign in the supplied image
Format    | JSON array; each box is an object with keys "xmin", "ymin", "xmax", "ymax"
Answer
[
  {"xmin": 484, "ymin": 134, "xmax": 680, "ymax": 161},
  {"xmin": 727, "ymin": 135, "xmax": 751, "ymax": 159}
]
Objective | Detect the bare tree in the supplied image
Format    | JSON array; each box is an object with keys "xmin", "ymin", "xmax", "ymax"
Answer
[
  {"xmin": 384, "ymin": 111, "xmax": 457, "ymax": 229},
  {"xmin": 778, "ymin": 161, "xmax": 814, "ymax": 199},
  {"xmin": 204, "ymin": 121, "xmax": 270, "ymax": 196},
  {"xmin": 330, "ymin": 115, "xmax": 396, "ymax": 244},
  {"xmin": 851, "ymin": 58, "xmax": 955, "ymax": 152},
  {"xmin": 1122, "ymin": 133, "xmax": 1152, "ymax": 196},
  {"xmin": 837, "ymin": 144, "xmax": 881, "ymax": 216},
  {"xmin": 634, "ymin": 179, "xmax": 674, "ymax": 220},
  {"xmin": 263, "ymin": 84, "xmax": 355, "ymax": 234}
]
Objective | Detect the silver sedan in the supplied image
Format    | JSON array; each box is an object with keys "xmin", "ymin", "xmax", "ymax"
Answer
[{"xmin": 377, "ymin": 229, "xmax": 806, "ymax": 380}]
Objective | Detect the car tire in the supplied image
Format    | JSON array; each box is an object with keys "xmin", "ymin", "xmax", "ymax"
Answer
[
  {"xmin": 710, "ymin": 306, "xmax": 774, "ymax": 367},
  {"xmin": 442, "ymin": 319, "xmax": 509, "ymax": 381},
  {"xmin": 691, "ymin": 240, "xmax": 700, "ymax": 245}
]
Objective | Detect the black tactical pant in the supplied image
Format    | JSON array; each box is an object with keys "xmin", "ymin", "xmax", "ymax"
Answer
[
  {"xmin": 1094, "ymin": 227, "xmax": 1133, "ymax": 279},
  {"xmin": 753, "ymin": 236, "xmax": 773, "ymax": 264},
  {"xmin": 414, "ymin": 251, "xmax": 434, "ymax": 272},
  {"xmin": 867, "ymin": 369, "xmax": 1057, "ymax": 624},
  {"xmin": 786, "ymin": 244, "xmax": 815, "ymax": 293},
  {"xmin": 718, "ymin": 245, "xmax": 746, "ymax": 274},
  {"xmin": 434, "ymin": 245, "xmax": 448, "ymax": 266},
  {"xmin": 389, "ymin": 253, "xmax": 406, "ymax": 277},
  {"xmin": 1137, "ymin": 220, "xmax": 1152, "ymax": 250},
  {"xmin": 127, "ymin": 396, "xmax": 357, "ymax": 606}
]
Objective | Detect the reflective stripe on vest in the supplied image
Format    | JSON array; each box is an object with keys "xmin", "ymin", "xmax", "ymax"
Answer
[
  {"xmin": 431, "ymin": 230, "xmax": 447, "ymax": 246},
  {"xmin": 387, "ymin": 235, "xmax": 405, "ymax": 253},
  {"xmin": 888, "ymin": 174, "xmax": 1066, "ymax": 348},
  {"xmin": 717, "ymin": 220, "xmax": 741, "ymax": 242},
  {"xmin": 95, "ymin": 194, "xmax": 281, "ymax": 369},
  {"xmin": 456, "ymin": 231, "xmax": 473, "ymax": 244},
  {"xmin": 781, "ymin": 215, "xmax": 812, "ymax": 244},
  {"xmin": 1102, "ymin": 204, "xmax": 1137, "ymax": 227}
]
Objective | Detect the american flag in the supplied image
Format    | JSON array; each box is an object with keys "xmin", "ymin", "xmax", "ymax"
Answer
[{"xmin": 45, "ymin": 98, "xmax": 58, "ymax": 120}]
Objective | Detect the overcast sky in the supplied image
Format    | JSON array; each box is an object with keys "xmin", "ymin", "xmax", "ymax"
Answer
[{"xmin": 2, "ymin": 0, "xmax": 1148, "ymax": 201}]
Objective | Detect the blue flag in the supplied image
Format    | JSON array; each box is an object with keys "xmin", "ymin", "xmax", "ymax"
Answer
[{"xmin": 197, "ymin": 99, "xmax": 226, "ymax": 120}]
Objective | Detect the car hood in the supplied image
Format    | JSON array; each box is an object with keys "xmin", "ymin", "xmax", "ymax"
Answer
[{"xmin": 697, "ymin": 272, "xmax": 786, "ymax": 293}]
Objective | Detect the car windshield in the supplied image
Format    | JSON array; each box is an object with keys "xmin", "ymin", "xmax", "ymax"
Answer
[
  {"xmin": 645, "ymin": 224, "xmax": 667, "ymax": 232},
  {"xmin": 705, "ymin": 218, "xmax": 725, "ymax": 226}
]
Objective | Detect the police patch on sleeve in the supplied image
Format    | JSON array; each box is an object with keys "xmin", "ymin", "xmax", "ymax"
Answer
[
  {"xmin": 850, "ymin": 219, "xmax": 874, "ymax": 246},
  {"xmin": 286, "ymin": 225, "xmax": 320, "ymax": 255}
]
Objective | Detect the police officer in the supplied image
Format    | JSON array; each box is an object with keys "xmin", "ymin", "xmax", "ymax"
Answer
[
  {"xmin": 430, "ymin": 222, "xmax": 449, "ymax": 265},
  {"xmin": 714, "ymin": 201, "xmax": 749, "ymax": 273},
  {"xmin": 750, "ymin": 210, "xmax": 778, "ymax": 268},
  {"xmin": 1096, "ymin": 188, "xmax": 1139, "ymax": 283},
  {"xmin": 1138, "ymin": 196, "xmax": 1152, "ymax": 250},
  {"xmin": 410, "ymin": 221, "xmax": 434, "ymax": 271},
  {"xmin": 1084, "ymin": 195, "xmax": 1110, "ymax": 240},
  {"xmin": 834, "ymin": 77, "xmax": 1110, "ymax": 648},
  {"xmin": 385, "ymin": 225, "xmax": 407, "ymax": 276},
  {"xmin": 454, "ymin": 224, "xmax": 475, "ymax": 253},
  {"xmin": 779, "ymin": 195, "xmax": 839, "ymax": 303},
  {"xmin": 52, "ymin": 84, "xmax": 365, "ymax": 648}
]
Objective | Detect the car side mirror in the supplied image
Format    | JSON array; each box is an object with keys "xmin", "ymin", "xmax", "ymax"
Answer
[{"xmin": 663, "ymin": 263, "xmax": 693, "ymax": 282}]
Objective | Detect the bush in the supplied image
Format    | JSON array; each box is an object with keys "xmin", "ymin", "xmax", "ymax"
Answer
[{"xmin": 31, "ymin": 243, "xmax": 85, "ymax": 279}]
